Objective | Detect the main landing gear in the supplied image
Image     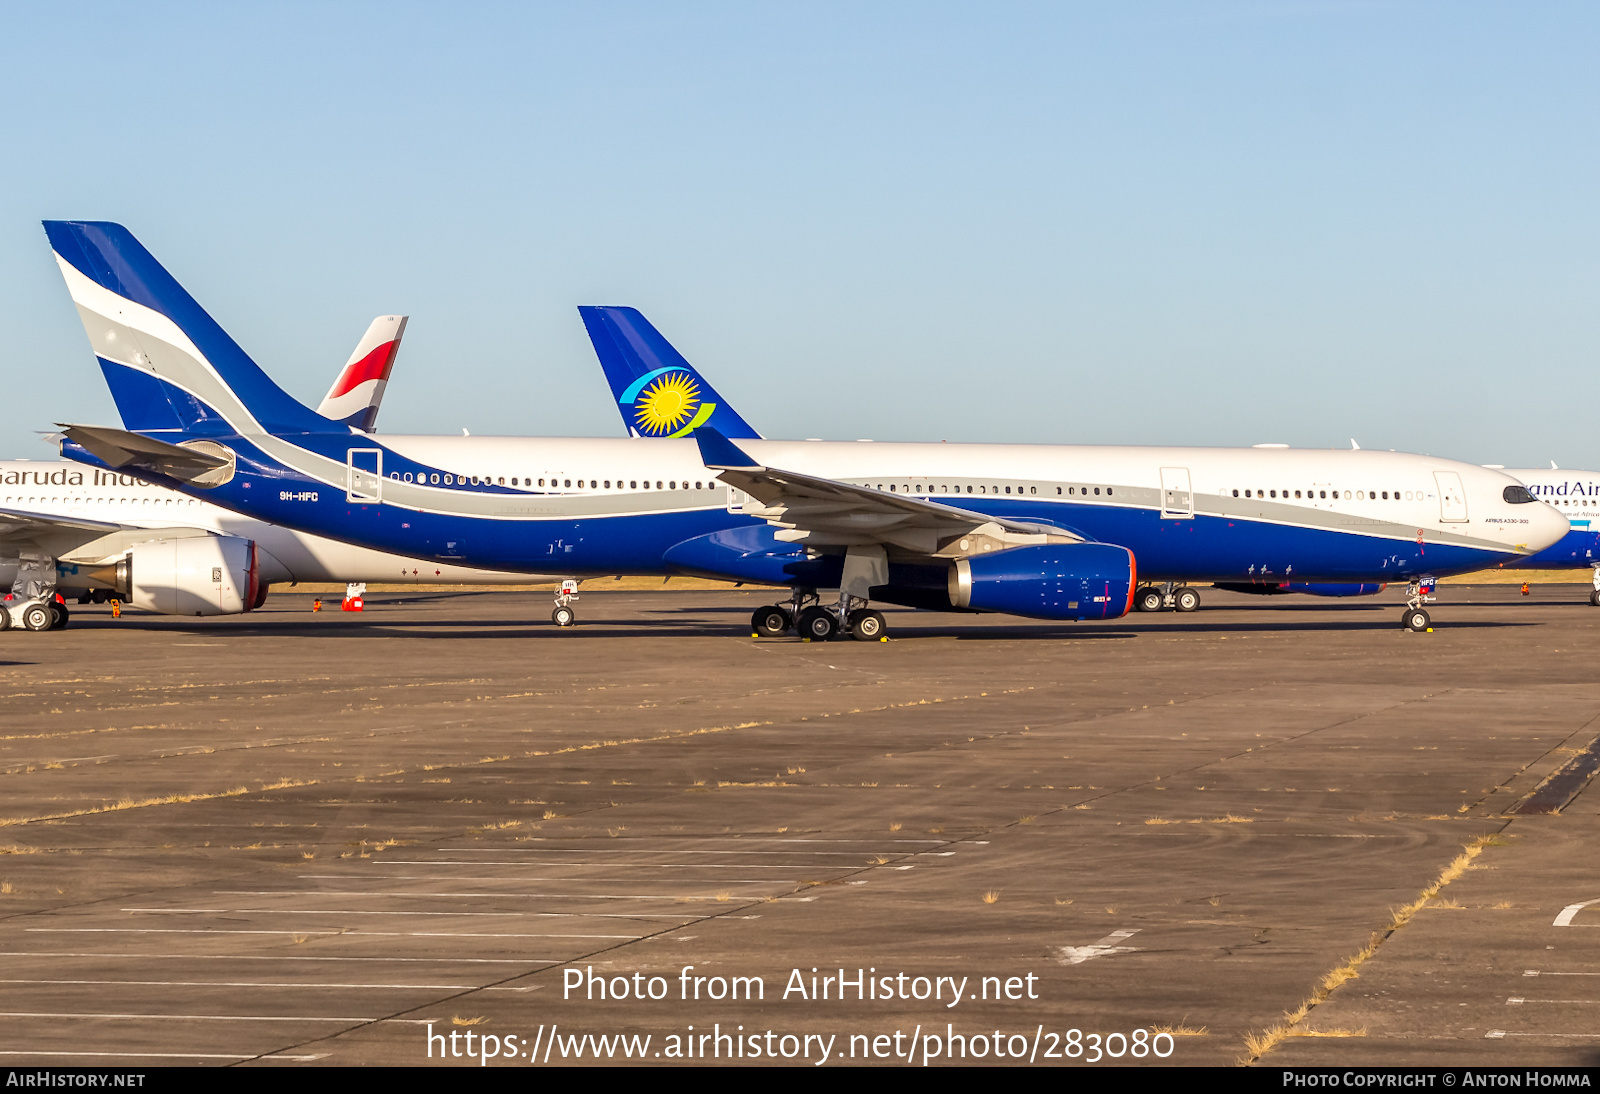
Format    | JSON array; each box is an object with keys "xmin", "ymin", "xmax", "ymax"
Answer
[
  {"xmin": 551, "ymin": 579, "xmax": 579, "ymax": 627},
  {"xmin": 1589, "ymin": 564, "xmax": 1600, "ymax": 607},
  {"xmin": 1402, "ymin": 575, "xmax": 1436, "ymax": 632},
  {"xmin": 1134, "ymin": 583, "xmax": 1200, "ymax": 613},
  {"xmin": 751, "ymin": 588, "xmax": 887, "ymax": 642}
]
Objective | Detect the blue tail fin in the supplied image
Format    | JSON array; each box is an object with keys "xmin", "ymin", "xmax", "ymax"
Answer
[
  {"xmin": 44, "ymin": 221, "xmax": 332, "ymax": 436},
  {"xmin": 578, "ymin": 306, "xmax": 762, "ymax": 439}
]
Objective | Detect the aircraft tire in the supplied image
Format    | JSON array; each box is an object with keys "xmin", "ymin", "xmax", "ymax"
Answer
[
  {"xmin": 0, "ymin": 606, "xmax": 10, "ymax": 631},
  {"xmin": 551, "ymin": 605, "xmax": 576, "ymax": 627},
  {"xmin": 22, "ymin": 604, "xmax": 53, "ymax": 632},
  {"xmin": 1403, "ymin": 607, "xmax": 1431, "ymax": 632},
  {"xmin": 1174, "ymin": 588, "xmax": 1201, "ymax": 613},
  {"xmin": 752, "ymin": 606, "xmax": 790, "ymax": 637},
  {"xmin": 1135, "ymin": 588, "xmax": 1164, "ymax": 613},
  {"xmin": 49, "ymin": 603, "xmax": 69, "ymax": 630},
  {"xmin": 849, "ymin": 609, "xmax": 887, "ymax": 641},
  {"xmin": 796, "ymin": 606, "xmax": 837, "ymax": 641},
  {"xmin": 1589, "ymin": 590, "xmax": 1600, "ymax": 607}
]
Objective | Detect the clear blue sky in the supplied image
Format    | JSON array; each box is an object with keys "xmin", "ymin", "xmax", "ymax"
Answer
[{"xmin": 2, "ymin": 2, "xmax": 1596, "ymax": 465}]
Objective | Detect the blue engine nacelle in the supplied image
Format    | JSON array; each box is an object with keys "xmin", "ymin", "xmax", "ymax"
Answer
[{"xmin": 948, "ymin": 543, "xmax": 1135, "ymax": 621}]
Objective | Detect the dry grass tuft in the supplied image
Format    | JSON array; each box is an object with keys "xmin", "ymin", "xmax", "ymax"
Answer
[
  {"xmin": 1144, "ymin": 818, "xmax": 1171, "ymax": 826},
  {"xmin": 301, "ymin": 851, "xmax": 316, "ymax": 860},
  {"xmin": 452, "ymin": 1016, "xmax": 487, "ymax": 1026},
  {"xmin": 1054, "ymin": 898, "xmax": 1073, "ymax": 906},
  {"xmin": 1152, "ymin": 1023, "xmax": 1208, "ymax": 1037},
  {"xmin": 1238, "ymin": 836, "xmax": 1495, "ymax": 1064},
  {"xmin": 889, "ymin": 822, "xmax": 902, "ymax": 832},
  {"xmin": 870, "ymin": 855, "xmax": 890, "ymax": 865},
  {"xmin": 1291, "ymin": 1028, "xmax": 1368, "ymax": 1038},
  {"xmin": 1214, "ymin": 814, "xmax": 1254, "ymax": 824},
  {"xmin": 542, "ymin": 810, "xmax": 560, "ymax": 820},
  {"xmin": 1432, "ymin": 898, "xmax": 1463, "ymax": 909},
  {"xmin": 290, "ymin": 934, "xmax": 310, "ymax": 944},
  {"xmin": 1492, "ymin": 901, "xmax": 1513, "ymax": 909},
  {"xmin": 0, "ymin": 880, "xmax": 13, "ymax": 895},
  {"xmin": 1105, "ymin": 905, "xmax": 1118, "ymax": 914},
  {"xmin": 714, "ymin": 891, "xmax": 732, "ymax": 903},
  {"xmin": 1208, "ymin": 896, "xmax": 1222, "ymax": 907},
  {"xmin": 981, "ymin": 891, "xmax": 1000, "ymax": 904}
]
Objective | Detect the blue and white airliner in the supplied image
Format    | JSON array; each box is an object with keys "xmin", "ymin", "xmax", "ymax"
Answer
[
  {"xmin": 40, "ymin": 221, "xmax": 1567, "ymax": 638},
  {"xmin": 582, "ymin": 306, "xmax": 1394, "ymax": 611}
]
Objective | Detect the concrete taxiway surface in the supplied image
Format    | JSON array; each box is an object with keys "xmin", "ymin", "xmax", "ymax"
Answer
[{"xmin": 0, "ymin": 585, "xmax": 1596, "ymax": 1067}]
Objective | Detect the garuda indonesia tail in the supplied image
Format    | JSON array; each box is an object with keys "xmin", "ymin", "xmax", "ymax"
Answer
[{"xmin": 579, "ymin": 306, "xmax": 761, "ymax": 440}]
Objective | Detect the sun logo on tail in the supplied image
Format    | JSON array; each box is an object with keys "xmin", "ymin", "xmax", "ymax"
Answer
[{"xmin": 629, "ymin": 371, "xmax": 718, "ymax": 437}]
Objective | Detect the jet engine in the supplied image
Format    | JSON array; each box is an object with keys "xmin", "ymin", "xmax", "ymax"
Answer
[
  {"xmin": 948, "ymin": 543, "xmax": 1135, "ymax": 621},
  {"xmin": 88, "ymin": 536, "xmax": 261, "ymax": 616}
]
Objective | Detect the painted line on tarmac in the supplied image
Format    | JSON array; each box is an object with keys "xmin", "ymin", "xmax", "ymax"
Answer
[
  {"xmin": 297, "ymin": 874, "xmax": 802, "ymax": 884},
  {"xmin": 123, "ymin": 907, "xmax": 699, "ymax": 919},
  {"xmin": 27, "ymin": 928, "xmax": 641, "ymax": 939},
  {"xmin": 1553, "ymin": 898, "xmax": 1600, "ymax": 926},
  {"xmin": 0, "ymin": 978, "xmax": 486, "ymax": 990},
  {"xmin": 228, "ymin": 888, "xmax": 787, "ymax": 899},
  {"xmin": 0, "ymin": 1052, "xmax": 328, "ymax": 1061},
  {"xmin": 0, "ymin": 951, "xmax": 553, "ymax": 964}
]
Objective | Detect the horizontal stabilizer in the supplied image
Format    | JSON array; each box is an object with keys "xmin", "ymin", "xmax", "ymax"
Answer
[{"xmin": 56, "ymin": 423, "xmax": 230, "ymax": 482}]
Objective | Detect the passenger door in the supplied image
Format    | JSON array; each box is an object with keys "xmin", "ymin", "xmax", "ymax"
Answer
[
  {"xmin": 1159, "ymin": 467, "xmax": 1193, "ymax": 519},
  {"xmin": 346, "ymin": 448, "xmax": 383, "ymax": 504},
  {"xmin": 1434, "ymin": 471, "xmax": 1468, "ymax": 522}
]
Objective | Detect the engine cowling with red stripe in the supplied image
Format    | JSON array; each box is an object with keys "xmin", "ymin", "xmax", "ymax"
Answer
[{"xmin": 948, "ymin": 543, "xmax": 1136, "ymax": 621}]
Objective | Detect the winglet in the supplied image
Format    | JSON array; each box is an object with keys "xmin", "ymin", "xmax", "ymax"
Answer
[{"xmin": 694, "ymin": 427, "xmax": 762, "ymax": 471}]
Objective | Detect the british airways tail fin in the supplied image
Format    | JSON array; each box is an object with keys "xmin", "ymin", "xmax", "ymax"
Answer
[
  {"xmin": 44, "ymin": 221, "xmax": 332, "ymax": 437},
  {"xmin": 317, "ymin": 315, "xmax": 408, "ymax": 432},
  {"xmin": 578, "ymin": 306, "xmax": 762, "ymax": 439}
]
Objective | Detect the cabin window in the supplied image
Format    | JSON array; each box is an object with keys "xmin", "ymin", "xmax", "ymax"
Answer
[
  {"xmin": 1232, "ymin": 489, "xmax": 1239, "ymax": 497},
  {"xmin": 1244, "ymin": 490, "xmax": 1251, "ymax": 498},
  {"xmin": 1004, "ymin": 486, "xmax": 1011, "ymax": 494},
  {"xmin": 1056, "ymin": 487, "xmax": 1062, "ymax": 495},
  {"xmin": 1318, "ymin": 490, "xmax": 1325, "ymax": 498},
  {"xmin": 1030, "ymin": 486, "xmax": 1036, "ymax": 494},
  {"xmin": 696, "ymin": 481, "xmax": 703, "ymax": 490},
  {"xmin": 1107, "ymin": 488, "xmax": 1113, "ymax": 496},
  {"xmin": 1094, "ymin": 487, "xmax": 1101, "ymax": 495},
  {"xmin": 656, "ymin": 481, "xmax": 663, "ymax": 490},
  {"xmin": 430, "ymin": 474, "xmax": 440, "ymax": 484}
]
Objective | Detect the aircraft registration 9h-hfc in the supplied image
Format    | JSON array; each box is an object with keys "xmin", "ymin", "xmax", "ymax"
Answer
[{"xmin": 40, "ymin": 221, "xmax": 1568, "ymax": 639}]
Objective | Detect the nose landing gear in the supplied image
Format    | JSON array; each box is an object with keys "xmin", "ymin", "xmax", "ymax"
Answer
[
  {"xmin": 1402, "ymin": 575, "xmax": 1436, "ymax": 632},
  {"xmin": 551, "ymin": 579, "xmax": 579, "ymax": 626}
]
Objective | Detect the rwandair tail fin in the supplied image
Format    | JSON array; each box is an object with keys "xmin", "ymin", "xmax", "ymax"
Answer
[
  {"xmin": 44, "ymin": 221, "xmax": 332, "ymax": 437},
  {"xmin": 317, "ymin": 315, "xmax": 408, "ymax": 432},
  {"xmin": 578, "ymin": 306, "xmax": 761, "ymax": 439}
]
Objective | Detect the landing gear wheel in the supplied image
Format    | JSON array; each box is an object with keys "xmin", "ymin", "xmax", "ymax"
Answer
[
  {"xmin": 796, "ymin": 606, "xmax": 838, "ymax": 641},
  {"xmin": 1173, "ymin": 587, "xmax": 1201, "ymax": 613},
  {"xmin": 21, "ymin": 604, "xmax": 52, "ymax": 632},
  {"xmin": 1403, "ymin": 607, "xmax": 1431, "ymax": 632},
  {"xmin": 1589, "ymin": 590, "xmax": 1600, "ymax": 607},
  {"xmin": 1135, "ymin": 588, "xmax": 1165, "ymax": 613},
  {"xmin": 551, "ymin": 605, "xmax": 576, "ymax": 627},
  {"xmin": 849, "ymin": 609, "xmax": 887, "ymax": 641},
  {"xmin": 49, "ymin": 603, "xmax": 68, "ymax": 630},
  {"xmin": 0, "ymin": 606, "xmax": 10, "ymax": 631},
  {"xmin": 752, "ymin": 605, "xmax": 791, "ymax": 637}
]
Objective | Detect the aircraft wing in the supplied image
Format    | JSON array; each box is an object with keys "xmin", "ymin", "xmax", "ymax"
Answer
[
  {"xmin": 0, "ymin": 506, "xmax": 123, "ymax": 537},
  {"xmin": 695, "ymin": 428, "xmax": 1081, "ymax": 557}
]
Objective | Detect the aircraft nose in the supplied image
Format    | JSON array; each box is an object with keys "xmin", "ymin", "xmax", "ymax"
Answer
[{"xmin": 1531, "ymin": 500, "xmax": 1569, "ymax": 552}]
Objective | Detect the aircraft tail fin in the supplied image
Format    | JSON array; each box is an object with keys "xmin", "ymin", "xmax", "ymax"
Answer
[
  {"xmin": 579, "ymin": 306, "xmax": 762, "ymax": 439},
  {"xmin": 43, "ymin": 220, "xmax": 331, "ymax": 437},
  {"xmin": 316, "ymin": 315, "xmax": 408, "ymax": 432}
]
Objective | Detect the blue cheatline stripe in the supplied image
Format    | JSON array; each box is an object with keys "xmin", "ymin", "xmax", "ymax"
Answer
[{"xmin": 618, "ymin": 368, "xmax": 679, "ymax": 404}]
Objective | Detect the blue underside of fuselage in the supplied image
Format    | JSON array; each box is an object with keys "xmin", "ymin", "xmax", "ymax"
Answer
[
  {"xmin": 1505, "ymin": 528, "xmax": 1600, "ymax": 569},
  {"xmin": 61, "ymin": 426, "xmax": 1519, "ymax": 587}
]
